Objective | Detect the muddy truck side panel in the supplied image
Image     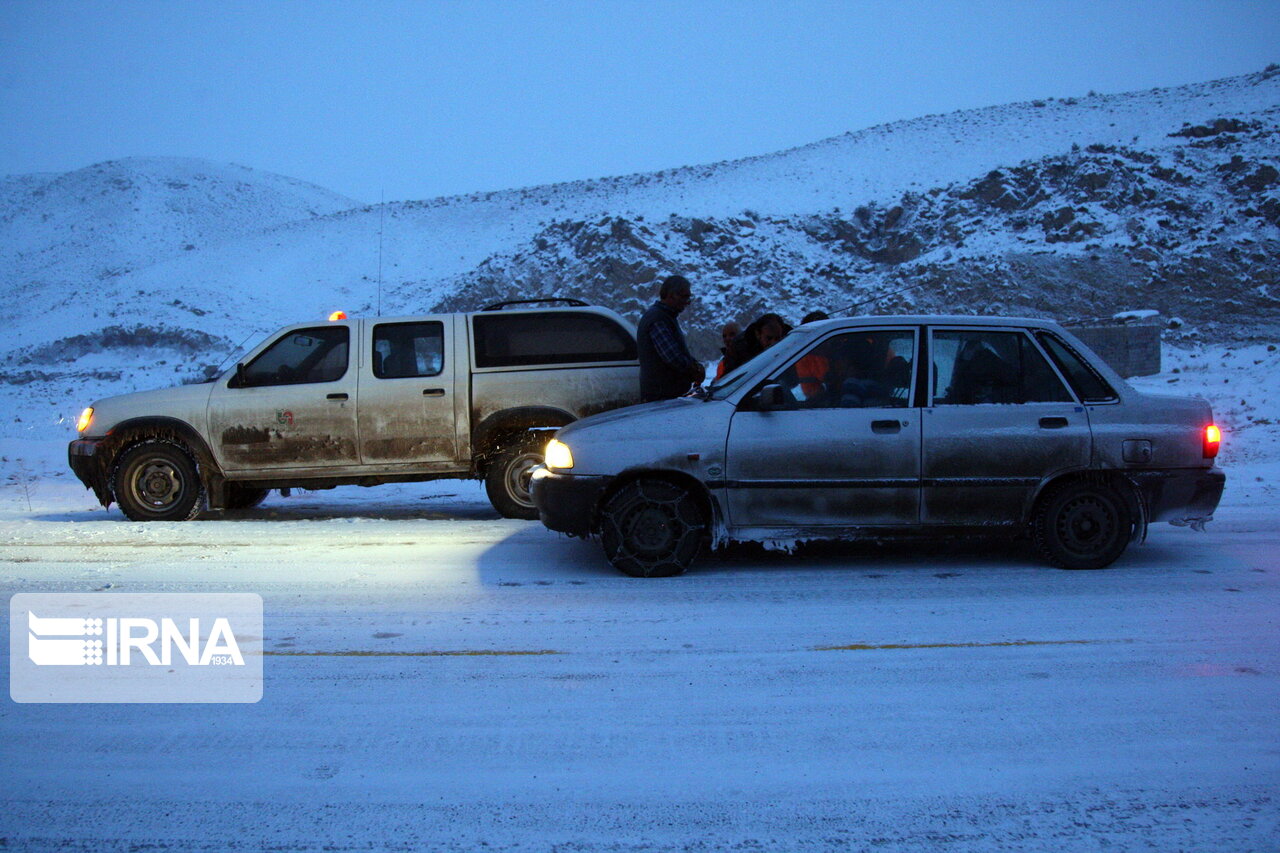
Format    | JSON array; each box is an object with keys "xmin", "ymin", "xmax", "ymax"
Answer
[{"xmin": 69, "ymin": 305, "xmax": 641, "ymax": 520}]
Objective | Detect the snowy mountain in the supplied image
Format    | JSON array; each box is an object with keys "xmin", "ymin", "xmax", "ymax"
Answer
[
  {"xmin": 1, "ymin": 65, "xmax": 1278, "ymax": 452},
  {"xmin": 444, "ymin": 116, "xmax": 1280, "ymax": 350},
  {"xmin": 1, "ymin": 157, "xmax": 358, "ymax": 283}
]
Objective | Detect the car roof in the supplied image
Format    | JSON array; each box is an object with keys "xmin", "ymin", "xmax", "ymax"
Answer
[
  {"xmin": 339, "ymin": 304, "xmax": 628, "ymax": 324},
  {"xmin": 802, "ymin": 314, "xmax": 1064, "ymax": 331}
]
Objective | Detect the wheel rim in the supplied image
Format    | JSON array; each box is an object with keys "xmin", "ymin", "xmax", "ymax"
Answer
[
  {"xmin": 628, "ymin": 504, "xmax": 680, "ymax": 556},
  {"xmin": 603, "ymin": 482, "xmax": 705, "ymax": 576},
  {"xmin": 1056, "ymin": 494, "xmax": 1117, "ymax": 557},
  {"xmin": 132, "ymin": 460, "xmax": 184, "ymax": 510},
  {"xmin": 503, "ymin": 452, "xmax": 543, "ymax": 508}
]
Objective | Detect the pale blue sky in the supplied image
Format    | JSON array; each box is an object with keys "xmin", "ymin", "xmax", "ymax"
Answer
[{"xmin": 1, "ymin": 0, "xmax": 1276, "ymax": 203}]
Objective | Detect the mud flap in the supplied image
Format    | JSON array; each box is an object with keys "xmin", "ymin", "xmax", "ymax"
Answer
[{"xmin": 1121, "ymin": 474, "xmax": 1150, "ymax": 545}]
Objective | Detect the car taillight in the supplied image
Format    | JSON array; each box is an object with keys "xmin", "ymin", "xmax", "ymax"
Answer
[{"xmin": 1203, "ymin": 424, "xmax": 1221, "ymax": 459}]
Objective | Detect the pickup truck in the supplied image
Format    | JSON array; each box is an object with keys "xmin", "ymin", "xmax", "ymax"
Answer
[
  {"xmin": 69, "ymin": 300, "xmax": 640, "ymax": 520},
  {"xmin": 532, "ymin": 315, "xmax": 1226, "ymax": 576}
]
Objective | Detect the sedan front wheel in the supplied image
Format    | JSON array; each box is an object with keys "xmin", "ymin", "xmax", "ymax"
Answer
[{"xmin": 600, "ymin": 479, "xmax": 705, "ymax": 578}]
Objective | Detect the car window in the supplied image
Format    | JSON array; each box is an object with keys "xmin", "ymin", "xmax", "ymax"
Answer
[
  {"xmin": 373, "ymin": 321, "xmax": 444, "ymax": 379},
  {"xmin": 1036, "ymin": 332, "xmax": 1119, "ymax": 403},
  {"xmin": 240, "ymin": 326, "xmax": 349, "ymax": 387},
  {"xmin": 472, "ymin": 311, "xmax": 636, "ymax": 368},
  {"xmin": 770, "ymin": 329, "xmax": 916, "ymax": 409},
  {"xmin": 931, "ymin": 330, "xmax": 1072, "ymax": 405}
]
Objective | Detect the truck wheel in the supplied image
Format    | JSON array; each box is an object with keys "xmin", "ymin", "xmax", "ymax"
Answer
[
  {"xmin": 1033, "ymin": 481, "xmax": 1130, "ymax": 570},
  {"xmin": 600, "ymin": 479, "xmax": 705, "ymax": 578},
  {"xmin": 485, "ymin": 441, "xmax": 544, "ymax": 519},
  {"xmin": 224, "ymin": 485, "xmax": 269, "ymax": 510},
  {"xmin": 112, "ymin": 439, "xmax": 206, "ymax": 522}
]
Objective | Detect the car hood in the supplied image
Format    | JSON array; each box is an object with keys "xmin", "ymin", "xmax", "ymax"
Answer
[
  {"xmin": 555, "ymin": 397, "xmax": 736, "ymax": 477},
  {"xmin": 84, "ymin": 383, "xmax": 215, "ymax": 437},
  {"xmin": 561, "ymin": 396, "xmax": 703, "ymax": 431}
]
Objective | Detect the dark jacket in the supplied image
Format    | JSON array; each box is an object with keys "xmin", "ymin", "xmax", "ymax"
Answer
[
  {"xmin": 637, "ymin": 301, "xmax": 696, "ymax": 402},
  {"xmin": 721, "ymin": 314, "xmax": 793, "ymax": 374}
]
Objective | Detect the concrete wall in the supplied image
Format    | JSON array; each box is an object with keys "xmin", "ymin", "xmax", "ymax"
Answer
[{"xmin": 1067, "ymin": 323, "xmax": 1162, "ymax": 377}]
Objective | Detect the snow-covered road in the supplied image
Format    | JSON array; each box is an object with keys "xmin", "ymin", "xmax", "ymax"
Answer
[{"xmin": 1, "ymin": 481, "xmax": 1277, "ymax": 851}]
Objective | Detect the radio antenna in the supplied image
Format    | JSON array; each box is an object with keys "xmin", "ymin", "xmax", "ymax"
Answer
[
  {"xmin": 211, "ymin": 328, "xmax": 264, "ymax": 376},
  {"xmin": 829, "ymin": 277, "xmax": 929, "ymax": 317},
  {"xmin": 376, "ymin": 186, "xmax": 385, "ymax": 317}
]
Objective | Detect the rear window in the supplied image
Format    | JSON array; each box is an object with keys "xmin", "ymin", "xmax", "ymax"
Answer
[
  {"xmin": 1036, "ymin": 332, "xmax": 1118, "ymax": 403},
  {"xmin": 930, "ymin": 330, "xmax": 1073, "ymax": 405},
  {"xmin": 472, "ymin": 311, "xmax": 636, "ymax": 368},
  {"xmin": 373, "ymin": 321, "xmax": 444, "ymax": 379}
]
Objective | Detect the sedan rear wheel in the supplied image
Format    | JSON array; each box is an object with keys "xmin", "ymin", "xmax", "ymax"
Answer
[{"xmin": 1033, "ymin": 481, "xmax": 1130, "ymax": 570}]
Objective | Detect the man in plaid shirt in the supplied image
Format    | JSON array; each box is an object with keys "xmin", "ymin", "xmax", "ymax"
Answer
[{"xmin": 636, "ymin": 275, "xmax": 705, "ymax": 402}]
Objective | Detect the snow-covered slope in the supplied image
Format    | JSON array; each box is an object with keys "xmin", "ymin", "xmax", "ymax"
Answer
[
  {"xmin": 445, "ymin": 116, "xmax": 1279, "ymax": 352},
  {"xmin": 2, "ymin": 159, "xmax": 358, "ymax": 272},
  {"xmin": 0, "ymin": 158, "xmax": 359, "ymax": 349}
]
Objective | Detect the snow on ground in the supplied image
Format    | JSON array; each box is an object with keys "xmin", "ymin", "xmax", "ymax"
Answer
[
  {"xmin": 0, "ymin": 483, "xmax": 1277, "ymax": 850},
  {"xmin": 1126, "ymin": 338, "xmax": 1280, "ymax": 516},
  {"xmin": 0, "ymin": 338, "xmax": 1277, "ymax": 850}
]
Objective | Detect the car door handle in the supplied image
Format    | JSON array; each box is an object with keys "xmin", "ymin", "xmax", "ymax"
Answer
[
  {"xmin": 871, "ymin": 419, "xmax": 902, "ymax": 434},
  {"xmin": 326, "ymin": 393, "xmax": 349, "ymax": 401},
  {"xmin": 422, "ymin": 388, "xmax": 446, "ymax": 397},
  {"xmin": 1039, "ymin": 416, "xmax": 1069, "ymax": 429}
]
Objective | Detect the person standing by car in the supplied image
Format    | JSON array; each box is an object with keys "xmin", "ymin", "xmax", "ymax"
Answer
[
  {"xmin": 721, "ymin": 312, "xmax": 791, "ymax": 374},
  {"xmin": 714, "ymin": 320, "xmax": 741, "ymax": 380},
  {"xmin": 637, "ymin": 275, "xmax": 705, "ymax": 402}
]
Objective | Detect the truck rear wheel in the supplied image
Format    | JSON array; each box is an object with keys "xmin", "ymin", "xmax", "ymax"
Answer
[
  {"xmin": 112, "ymin": 439, "xmax": 206, "ymax": 522},
  {"xmin": 485, "ymin": 440, "xmax": 544, "ymax": 519}
]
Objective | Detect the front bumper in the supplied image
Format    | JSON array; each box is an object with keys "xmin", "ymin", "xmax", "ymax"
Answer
[
  {"xmin": 68, "ymin": 437, "xmax": 113, "ymax": 506},
  {"xmin": 530, "ymin": 468, "xmax": 612, "ymax": 537},
  {"xmin": 1129, "ymin": 467, "xmax": 1226, "ymax": 523}
]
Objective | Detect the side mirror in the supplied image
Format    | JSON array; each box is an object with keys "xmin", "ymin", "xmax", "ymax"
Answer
[
  {"xmin": 230, "ymin": 363, "xmax": 247, "ymax": 388},
  {"xmin": 755, "ymin": 382, "xmax": 786, "ymax": 411}
]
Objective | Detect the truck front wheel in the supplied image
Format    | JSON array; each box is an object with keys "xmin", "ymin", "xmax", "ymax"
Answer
[
  {"xmin": 484, "ymin": 440, "xmax": 545, "ymax": 519},
  {"xmin": 111, "ymin": 439, "xmax": 206, "ymax": 521}
]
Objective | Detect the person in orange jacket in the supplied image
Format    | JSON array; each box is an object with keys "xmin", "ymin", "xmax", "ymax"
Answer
[{"xmin": 795, "ymin": 311, "xmax": 830, "ymax": 399}]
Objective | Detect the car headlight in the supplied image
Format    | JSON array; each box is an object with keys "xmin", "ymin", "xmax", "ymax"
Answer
[
  {"xmin": 76, "ymin": 407, "xmax": 94, "ymax": 433},
  {"xmin": 544, "ymin": 438, "xmax": 574, "ymax": 470}
]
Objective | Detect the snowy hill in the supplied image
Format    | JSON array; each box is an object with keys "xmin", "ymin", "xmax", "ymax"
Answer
[
  {"xmin": 1, "ymin": 65, "xmax": 1278, "ymax": 463},
  {"xmin": 0, "ymin": 158, "xmax": 359, "ymax": 353},
  {"xmin": 444, "ymin": 117, "xmax": 1280, "ymax": 352},
  {"xmin": 1, "ymin": 157, "xmax": 359, "ymax": 279}
]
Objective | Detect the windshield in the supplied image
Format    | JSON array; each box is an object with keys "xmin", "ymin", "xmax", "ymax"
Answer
[
  {"xmin": 707, "ymin": 325, "xmax": 819, "ymax": 400},
  {"xmin": 209, "ymin": 328, "xmax": 270, "ymax": 381}
]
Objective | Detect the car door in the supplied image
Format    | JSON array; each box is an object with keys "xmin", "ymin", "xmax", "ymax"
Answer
[
  {"xmin": 921, "ymin": 326, "xmax": 1090, "ymax": 525},
  {"xmin": 724, "ymin": 327, "xmax": 921, "ymax": 531},
  {"xmin": 207, "ymin": 322, "xmax": 360, "ymax": 471},
  {"xmin": 356, "ymin": 317, "xmax": 461, "ymax": 466}
]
